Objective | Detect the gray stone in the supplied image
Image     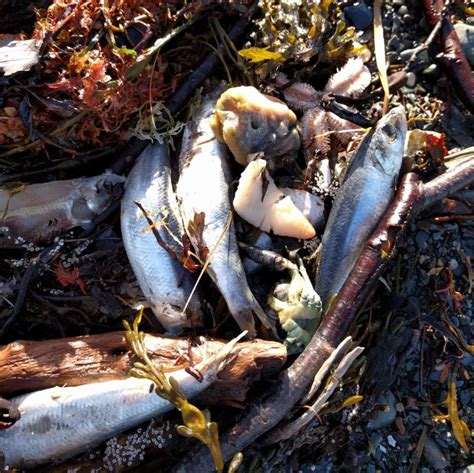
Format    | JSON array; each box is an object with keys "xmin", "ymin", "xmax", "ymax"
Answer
[
  {"xmin": 392, "ymin": 17, "xmax": 402, "ymax": 34},
  {"xmin": 399, "ymin": 5, "xmax": 408, "ymax": 14},
  {"xmin": 388, "ymin": 36, "xmax": 401, "ymax": 51},
  {"xmin": 423, "ymin": 437, "xmax": 448, "ymax": 470},
  {"xmin": 415, "ymin": 230, "xmax": 429, "ymax": 249},
  {"xmin": 422, "ymin": 64, "xmax": 439, "ymax": 77},
  {"xmin": 367, "ymin": 391, "xmax": 397, "ymax": 430},
  {"xmin": 406, "ymin": 72, "xmax": 417, "ymax": 88},
  {"xmin": 454, "ymin": 23, "xmax": 474, "ymax": 66},
  {"xmin": 344, "ymin": 1, "xmax": 373, "ymax": 30},
  {"xmin": 399, "ymin": 47, "xmax": 416, "ymax": 63}
]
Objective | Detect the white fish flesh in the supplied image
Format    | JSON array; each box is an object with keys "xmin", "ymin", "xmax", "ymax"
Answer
[
  {"xmin": 315, "ymin": 106, "xmax": 407, "ymax": 307},
  {"xmin": 0, "ymin": 173, "xmax": 124, "ymax": 242},
  {"xmin": 0, "ymin": 332, "xmax": 244, "ymax": 468},
  {"xmin": 121, "ymin": 142, "xmax": 201, "ymax": 333},
  {"xmin": 177, "ymin": 93, "xmax": 273, "ymax": 337}
]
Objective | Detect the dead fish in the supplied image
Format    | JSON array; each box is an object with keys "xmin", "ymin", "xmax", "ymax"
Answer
[
  {"xmin": 315, "ymin": 106, "xmax": 407, "ymax": 307},
  {"xmin": 177, "ymin": 92, "xmax": 273, "ymax": 337},
  {"xmin": 0, "ymin": 173, "xmax": 124, "ymax": 243},
  {"xmin": 0, "ymin": 332, "xmax": 245, "ymax": 468},
  {"xmin": 210, "ymin": 86, "xmax": 300, "ymax": 166},
  {"xmin": 121, "ymin": 142, "xmax": 202, "ymax": 333}
]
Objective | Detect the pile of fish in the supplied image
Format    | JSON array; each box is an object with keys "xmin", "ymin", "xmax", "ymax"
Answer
[{"xmin": 0, "ymin": 72, "xmax": 409, "ymax": 467}]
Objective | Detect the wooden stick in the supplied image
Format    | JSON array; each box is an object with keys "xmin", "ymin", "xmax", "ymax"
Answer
[
  {"xmin": 0, "ymin": 332, "xmax": 286, "ymax": 408},
  {"xmin": 422, "ymin": 0, "xmax": 474, "ymax": 111}
]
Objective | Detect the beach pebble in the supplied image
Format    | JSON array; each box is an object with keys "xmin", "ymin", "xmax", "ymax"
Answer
[
  {"xmin": 454, "ymin": 23, "xmax": 474, "ymax": 66},
  {"xmin": 344, "ymin": 1, "xmax": 373, "ymax": 30},
  {"xmin": 368, "ymin": 391, "xmax": 397, "ymax": 430},
  {"xmin": 405, "ymin": 72, "xmax": 417, "ymax": 88},
  {"xmin": 423, "ymin": 437, "xmax": 448, "ymax": 470}
]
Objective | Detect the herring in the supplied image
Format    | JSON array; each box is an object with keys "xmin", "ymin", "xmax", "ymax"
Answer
[
  {"xmin": 0, "ymin": 332, "xmax": 245, "ymax": 468},
  {"xmin": 0, "ymin": 173, "xmax": 124, "ymax": 242},
  {"xmin": 314, "ymin": 106, "xmax": 407, "ymax": 307},
  {"xmin": 177, "ymin": 92, "xmax": 273, "ymax": 337},
  {"xmin": 121, "ymin": 142, "xmax": 201, "ymax": 333}
]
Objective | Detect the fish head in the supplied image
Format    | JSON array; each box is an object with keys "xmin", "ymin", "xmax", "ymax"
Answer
[
  {"xmin": 211, "ymin": 86, "xmax": 301, "ymax": 166},
  {"xmin": 71, "ymin": 174, "xmax": 125, "ymax": 224},
  {"xmin": 370, "ymin": 105, "xmax": 407, "ymax": 176}
]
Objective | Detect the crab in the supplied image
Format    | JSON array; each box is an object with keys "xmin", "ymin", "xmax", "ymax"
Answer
[{"xmin": 268, "ymin": 255, "xmax": 322, "ymax": 354}]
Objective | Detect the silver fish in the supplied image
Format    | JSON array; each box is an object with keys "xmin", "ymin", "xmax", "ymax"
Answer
[
  {"xmin": 315, "ymin": 106, "xmax": 407, "ymax": 307},
  {"xmin": 177, "ymin": 93, "xmax": 273, "ymax": 337},
  {"xmin": 121, "ymin": 142, "xmax": 201, "ymax": 333},
  {"xmin": 0, "ymin": 332, "xmax": 244, "ymax": 468},
  {"xmin": 0, "ymin": 173, "xmax": 124, "ymax": 242}
]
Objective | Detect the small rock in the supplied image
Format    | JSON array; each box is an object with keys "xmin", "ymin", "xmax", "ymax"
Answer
[
  {"xmin": 387, "ymin": 51, "xmax": 400, "ymax": 65},
  {"xmin": 392, "ymin": 17, "xmax": 402, "ymax": 34},
  {"xmin": 387, "ymin": 435, "xmax": 397, "ymax": 447},
  {"xmin": 399, "ymin": 47, "xmax": 416, "ymax": 63},
  {"xmin": 344, "ymin": 1, "xmax": 373, "ymax": 30},
  {"xmin": 423, "ymin": 437, "xmax": 448, "ymax": 470},
  {"xmin": 448, "ymin": 258, "xmax": 459, "ymax": 271},
  {"xmin": 388, "ymin": 36, "xmax": 401, "ymax": 51},
  {"xmin": 399, "ymin": 4, "xmax": 408, "ymax": 14},
  {"xmin": 367, "ymin": 391, "xmax": 397, "ymax": 430},
  {"xmin": 454, "ymin": 23, "xmax": 474, "ymax": 66},
  {"xmin": 462, "ymin": 465, "xmax": 474, "ymax": 473},
  {"xmin": 415, "ymin": 230, "xmax": 429, "ymax": 249},
  {"xmin": 395, "ymin": 402, "xmax": 405, "ymax": 413},
  {"xmin": 405, "ymin": 72, "xmax": 417, "ymax": 88},
  {"xmin": 392, "ymin": 0, "xmax": 404, "ymax": 6},
  {"xmin": 422, "ymin": 63, "xmax": 439, "ymax": 77},
  {"xmin": 367, "ymin": 464, "xmax": 376, "ymax": 473}
]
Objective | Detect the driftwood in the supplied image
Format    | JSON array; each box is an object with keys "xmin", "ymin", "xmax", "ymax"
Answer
[
  {"xmin": 176, "ymin": 153, "xmax": 474, "ymax": 472},
  {"xmin": 0, "ymin": 332, "xmax": 286, "ymax": 408},
  {"xmin": 422, "ymin": 0, "xmax": 474, "ymax": 111}
]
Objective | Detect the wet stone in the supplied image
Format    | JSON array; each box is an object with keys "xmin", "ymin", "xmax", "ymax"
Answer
[
  {"xmin": 405, "ymin": 72, "xmax": 417, "ymax": 88},
  {"xmin": 398, "ymin": 4, "xmax": 408, "ymax": 14},
  {"xmin": 422, "ymin": 64, "xmax": 439, "ymax": 77},
  {"xmin": 344, "ymin": 1, "xmax": 373, "ymax": 30},
  {"xmin": 368, "ymin": 391, "xmax": 397, "ymax": 430},
  {"xmin": 423, "ymin": 438, "xmax": 448, "ymax": 470},
  {"xmin": 388, "ymin": 36, "xmax": 401, "ymax": 52},
  {"xmin": 415, "ymin": 230, "xmax": 429, "ymax": 249}
]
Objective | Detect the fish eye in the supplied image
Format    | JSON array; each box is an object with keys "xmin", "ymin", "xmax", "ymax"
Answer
[{"xmin": 382, "ymin": 123, "xmax": 397, "ymax": 141}]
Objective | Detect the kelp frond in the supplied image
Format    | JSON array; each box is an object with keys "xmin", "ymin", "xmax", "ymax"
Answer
[{"xmin": 123, "ymin": 308, "xmax": 228, "ymax": 472}]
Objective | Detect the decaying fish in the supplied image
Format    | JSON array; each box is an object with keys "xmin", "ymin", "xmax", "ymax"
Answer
[
  {"xmin": 268, "ymin": 256, "xmax": 322, "ymax": 354},
  {"xmin": 177, "ymin": 92, "xmax": 273, "ymax": 337},
  {"xmin": 315, "ymin": 106, "xmax": 407, "ymax": 307},
  {"xmin": 0, "ymin": 173, "xmax": 124, "ymax": 243},
  {"xmin": 210, "ymin": 86, "xmax": 300, "ymax": 166},
  {"xmin": 233, "ymin": 157, "xmax": 316, "ymax": 239},
  {"xmin": 121, "ymin": 142, "xmax": 201, "ymax": 333},
  {"xmin": 0, "ymin": 332, "xmax": 244, "ymax": 468}
]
